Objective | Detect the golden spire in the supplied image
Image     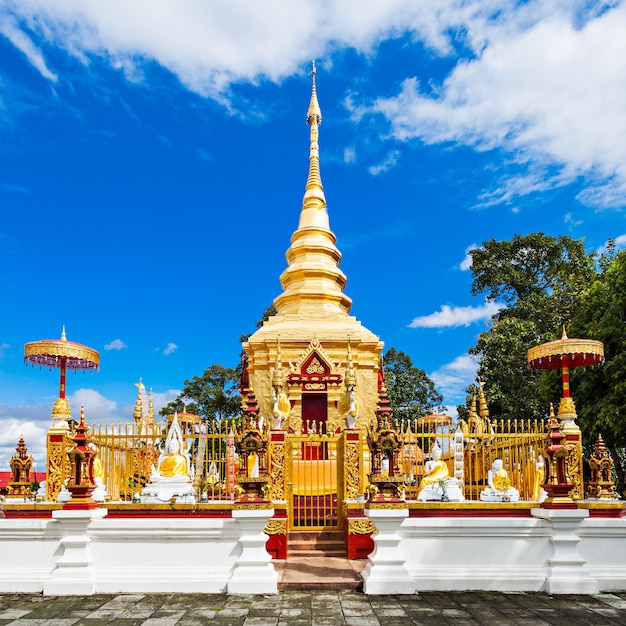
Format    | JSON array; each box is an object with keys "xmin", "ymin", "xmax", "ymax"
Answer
[
  {"xmin": 274, "ymin": 61, "xmax": 352, "ymax": 315},
  {"xmin": 469, "ymin": 391, "xmax": 478, "ymax": 419},
  {"xmin": 133, "ymin": 378, "xmax": 143, "ymax": 422},
  {"xmin": 478, "ymin": 379, "xmax": 489, "ymax": 420},
  {"xmin": 148, "ymin": 388, "xmax": 155, "ymax": 425}
]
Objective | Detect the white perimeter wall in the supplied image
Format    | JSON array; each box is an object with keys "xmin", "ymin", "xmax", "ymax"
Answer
[
  {"xmin": 0, "ymin": 508, "xmax": 625, "ymax": 595},
  {"xmin": 399, "ymin": 512, "xmax": 626, "ymax": 593}
]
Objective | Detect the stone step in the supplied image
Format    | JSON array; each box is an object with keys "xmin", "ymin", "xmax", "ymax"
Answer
[
  {"xmin": 276, "ymin": 555, "xmax": 364, "ymax": 591},
  {"xmin": 288, "ymin": 530, "xmax": 346, "ymax": 557},
  {"xmin": 289, "ymin": 548, "xmax": 346, "ymax": 558}
]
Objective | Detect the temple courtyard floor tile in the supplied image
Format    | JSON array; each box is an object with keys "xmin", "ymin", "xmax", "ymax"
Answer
[{"xmin": 1, "ymin": 591, "xmax": 626, "ymax": 625}]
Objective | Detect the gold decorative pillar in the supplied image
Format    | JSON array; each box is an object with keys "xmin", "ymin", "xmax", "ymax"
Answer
[{"xmin": 267, "ymin": 430, "xmax": 286, "ymax": 501}]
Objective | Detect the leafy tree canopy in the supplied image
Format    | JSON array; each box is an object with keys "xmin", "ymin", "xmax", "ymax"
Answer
[
  {"xmin": 383, "ymin": 347, "xmax": 444, "ymax": 420},
  {"xmin": 466, "ymin": 232, "xmax": 595, "ymax": 421},
  {"xmin": 159, "ymin": 363, "xmax": 241, "ymax": 422},
  {"xmin": 466, "ymin": 234, "xmax": 626, "ymax": 495}
]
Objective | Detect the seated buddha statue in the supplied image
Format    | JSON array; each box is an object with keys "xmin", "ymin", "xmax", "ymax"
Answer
[
  {"xmin": 417, "ymin": 443, "xmax": 449, "ymax": 492},
  {"xmin": 141, "ymin": 414, "xmax": 196, "ymax": 503},
  {"xmin": 417, "ymin": 442, "xmax": 465, "ymax": 502},
  {"xmin": 157, "ymin": 439, "xmax": 190, "ymax": 478},
  {"xmin": 480, "ymin": 458, "xmax": 520, "ymax": 502}
]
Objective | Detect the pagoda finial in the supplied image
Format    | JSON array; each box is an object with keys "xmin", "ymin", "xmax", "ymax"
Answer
[
  {"xmin": 61, "ymin": 326, "xmax": 67, "ymax": 341},
  {"xmin": 273, "ymin": 61, "xmax": 352, "ymax": 315}
]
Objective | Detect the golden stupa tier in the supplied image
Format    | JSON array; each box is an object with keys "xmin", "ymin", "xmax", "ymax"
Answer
[
  {"xmin": 244, "ymin": 64, "xmax": 383, "ymax": 430},
  {"xmin": 273, "ymin": 62, "xmax": 352, "ymax": 317}
]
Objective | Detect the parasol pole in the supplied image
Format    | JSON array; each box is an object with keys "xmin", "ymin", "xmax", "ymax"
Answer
[
  {"xmin": 59, "ymin": 326, "xmax": 68, "ymax": 400},
  {"xmin": 561, "ymin": 361, "xmax": 570, "ymax": 399},
  {"xmin": 59, "ymin": 356, "xmax": 67, "ymax": 399}
]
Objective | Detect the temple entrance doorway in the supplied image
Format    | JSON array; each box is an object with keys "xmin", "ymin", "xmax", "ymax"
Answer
[
  {"xmin": 286, "ymin": 425, "xmax": 340, "ymax": 531},
  {"xmin": 301, "ymin": 393, "xmax": 327, "ymax": 433}
]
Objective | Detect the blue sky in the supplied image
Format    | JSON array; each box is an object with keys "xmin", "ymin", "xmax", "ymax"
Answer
[{"xmin": 1, "ymin": 1, "xmax": 625, "ymax": 468}]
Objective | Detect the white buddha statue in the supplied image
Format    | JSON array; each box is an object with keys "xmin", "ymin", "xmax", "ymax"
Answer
[
  {"xmin": 480, "ymin": 458, "xmax": 520, "ymax": 502},
  {"xmin": 417, "ymin": 442, "xmax": 465, "ymax": 502},
  {"xmin": 141, "ymin": 414, "xmax": 196, "ymax": 503}
]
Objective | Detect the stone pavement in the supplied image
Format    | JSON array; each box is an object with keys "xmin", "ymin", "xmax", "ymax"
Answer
[{"xmin": 1, "ymin": 591, "xmax": 626, "ymax": 625}]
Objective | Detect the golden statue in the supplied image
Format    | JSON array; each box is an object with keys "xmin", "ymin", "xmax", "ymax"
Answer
[
  {"xmin": 158, "ymin": 439, "xmax": 190, "ymax": 478},
  {"xmin": 530, "ymin": 451, "xmax": 546, "ymax": 501},
  {"xmin": 490, "ymin": 460, "xmax": 512, "ymax": 491},
  {"xmin": 480, "ymin": 458, "xmax": 520, "ymax": 502},
  {"xmin": 140, "ymin": 413, "xmax": 195, "ymax": 503},
  {"xmin": 87, "ymin": 442, "xmax": 107, "ymax": 502},
  {"xmin": 417, "ymin": 442, "xmax": 449, "ymax": 494}
]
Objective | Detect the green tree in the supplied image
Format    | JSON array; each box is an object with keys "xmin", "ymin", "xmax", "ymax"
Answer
[
  {"xmin": 466, "ymin": 232, "xmax": 595, "ymax": 420},
  {"xmin": 568, "ymin": 246, "xmax": 626, "ymax": 495},
  {"xmin": 383, "ymin": 347, "xmax": 443, "ymax": 420},
  {"xmin": 160, "ymin": 364, "xmax": 241, "ymax": 422}
]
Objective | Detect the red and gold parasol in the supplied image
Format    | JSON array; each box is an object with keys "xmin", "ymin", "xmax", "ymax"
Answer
[
  {"xmin": 417, "ymin": 414, "xmax": 452, "ymax": 432},
  {"xmin": 24, "ymin": 327, "xmax": 99, "ymax": 422},
  {"xmin": 527, "ymin": 328, "xmax": 603, "ymax": 419}
]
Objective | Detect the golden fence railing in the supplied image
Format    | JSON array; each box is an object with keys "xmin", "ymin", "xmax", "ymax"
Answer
[
  {"xmin": 86, "ymin": 417, "xmax": 551, "ymax": 503},
  {"xmin": 398, "ymin": 418, "xmax": 550, "ymax": 501},
  {"xmin": 90, "ymin": 419, "xmax": 240, "ymax": 501}
]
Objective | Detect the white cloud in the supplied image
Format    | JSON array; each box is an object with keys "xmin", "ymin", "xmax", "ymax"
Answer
[
  {"xmin": 0, "ymin": 14, "xmax": 58, "ymax": 82},
  {"xmin": 104, "ymin": 338, "xmax": 127, "ymax": 351},
  {"xmin": 69, "ymin": 388, "xmax": 121, "ymax": 422},
  {"xmin": 368, "ymin": 3, "xmax": 626, "ymax": 209},
  {"xmin": 343, "ymin": 146, "xmax": 356, "ymax": 164},
  {"xmin": 4, "ymin": 1, "xmax": 624, "ymax": 208},
  {"xmin": 368, "ymin": 150, "xmax": 400, "ymax": 176},
  {"xmin": 0, "ymin": 386, "xmax": 181, "ymax": 471},
  {"xmin": 163, "ymin": 342, "xmax": 178, "ymax": 356},
  {"xmin": 0, "ymin": 404, "xmax": 51, "ymax": 470},
  {"xmin": 430, "ymin": 354, "xmax": 478, "ymax": 407},
  {"xmin": 3, "ymin": 0, "xmax": 418, "ymax": 98},
  {"xmin": 409, "ymin": 301, "xmax": 503, "ymax": 328},
  {"xmin": 151, "ymin": 389, "xmax": 181, "ymax": 415},
  {"xmin": 564, "ymin": 212, "xmax": 582, "ymax": 227},
  {"xmin": 460, "ymin": 244, "xmax": 478, "ymax": 271},
  {"xmin": 0, "ymin": 342, "xmax": 10, "ymax": 358}
]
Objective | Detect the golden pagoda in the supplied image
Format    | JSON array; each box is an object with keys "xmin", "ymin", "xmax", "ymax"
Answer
[{"xmin": 243, "ymin": 63, "xmax": 383, "ymax": 435}]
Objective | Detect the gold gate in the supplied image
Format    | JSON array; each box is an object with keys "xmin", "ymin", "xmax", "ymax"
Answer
[{"xmin": 286, "ymin": 432, "xmax": 341, "ymax": 530}]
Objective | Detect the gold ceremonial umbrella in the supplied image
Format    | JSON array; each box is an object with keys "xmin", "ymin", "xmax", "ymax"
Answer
[
  {"xmin": 527, "ymin": 328, "xmax": 603, "ymax": 416},
  {"xmin": 24, "ymin": 327, "xmax": 100, "ymax": 417}
]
